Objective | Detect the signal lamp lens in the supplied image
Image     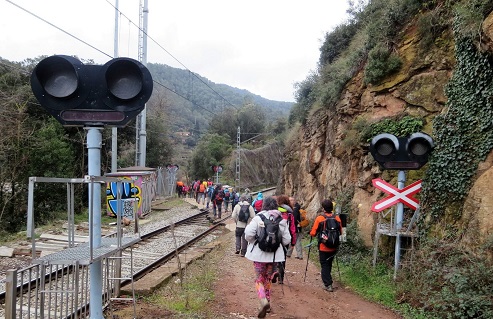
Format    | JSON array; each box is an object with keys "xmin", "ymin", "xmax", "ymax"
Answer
[
  {"xmin": 409, "ymin": 139, "xmax": 431, "ymax": 156},
  {"xmin": 375, "ymin": 140, "xmax": 395, "ymax": 156},
  {"xmin": 36, "ymin": 58, "xmax": 78, "ymax": 98},
  {"xmin": 106, "ymin": 60, "xmax": 142, "ymax": 100}
]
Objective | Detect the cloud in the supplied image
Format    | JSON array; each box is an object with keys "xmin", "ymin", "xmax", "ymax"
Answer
[{"xmin": 0, "ymin": 0, "xmax": 349, "ymax": 102}]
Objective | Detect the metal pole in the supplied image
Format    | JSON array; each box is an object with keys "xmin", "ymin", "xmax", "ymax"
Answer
[
  {"xmin": 304, "ymin": 237, "xmax": 313, "ymax": 282},
  {"xmin": 138, "ymin": 0, "xmax": 149, "ymax": 167},
  {"xmin": 111, "ymin": 0, "xmax": 119, "ymax": 173},
  {"xmin": 394, "ymin": 170, "xmax": 405, "ymax": 279},
  {"xmin": 236, "ymin": 126, "xmax": 240, "ymax": 190},
  {"xmin": 87, "ymin": 127, "xmax": 103, "ymax": 319}
]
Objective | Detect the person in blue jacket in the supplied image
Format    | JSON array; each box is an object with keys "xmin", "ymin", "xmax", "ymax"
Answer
[{"xmin": 252, "ymin": 192, "xmax": 263, "ymax": 213}]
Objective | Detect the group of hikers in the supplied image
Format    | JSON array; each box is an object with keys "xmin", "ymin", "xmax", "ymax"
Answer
[
  {"xmin": 178, "ymin": 180, "xmax": 343, "ymax": 318},
  {"xmin": 177, "ymin": 180, "xmax": 241, "ymax": 218},
  {"xmin": 230, "ymin": 192, "xmax": 343, "ymax": 318}
]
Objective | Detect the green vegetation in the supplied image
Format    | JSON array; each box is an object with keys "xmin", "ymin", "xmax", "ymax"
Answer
[
  {"xmin": 398, "ymin": 239, "xmax": 493, "ymax": 319},
  {"xmin": 188, "ymin": 133, "xmax": 233, "ymax": 180},
  {"xmin": 364, "ymin": 116, "xmax": 424, "ymax": 142},
  {"xmin": 145, "ymin": 246, "xmax": 220, "ymax": 317},
  {"xmin": 0, "ymin": 54, "xmax": 289, "ymax": 233},
  {"xmin": 422, "ymin": 3, "xmax": 493, "ymax": 223},
  {"xmin": 364, "ymin": 44, "xmax": 402, "ymax": 84},
  {"xmin": 289, "ymin": 0, "xmax": 426, "ymax": 123},
  {"xmin": 146, "ymin": 62, "xmax": 293, "ymax": 136},
  {"xmin": 341, "ymin": 115, "xmax": 424, "ymax": 149}
]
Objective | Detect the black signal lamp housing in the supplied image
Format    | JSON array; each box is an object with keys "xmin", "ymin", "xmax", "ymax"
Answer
[
  {"xmin": 31, "ymin": 55, "xmax": 153, "ymax": 127},
  {"xmin": 369, "ymin": 132, "xmax": 434, "ymax": 170}
]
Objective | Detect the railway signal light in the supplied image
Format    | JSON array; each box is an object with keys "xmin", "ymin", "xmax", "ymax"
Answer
[
  {"xmin": 369, "ymin": 132, "xmax": 434, "ymax": 170},
  {"xmin": 30, "ymin": 55, "xmax": 153, "ymax": 127}
]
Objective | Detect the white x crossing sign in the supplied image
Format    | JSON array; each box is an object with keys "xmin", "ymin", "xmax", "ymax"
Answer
[{"xmin": 371, "ymin": 178, "xmax": 422, "ymax": 212}]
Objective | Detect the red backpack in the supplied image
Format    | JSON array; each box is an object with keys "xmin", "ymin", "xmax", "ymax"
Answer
[
  {"xmin": 215, "ymin": 190, "xmax": 224, "ymax": 202},
  {"xmin": 254, "ymin": 200, "xmax": 263, "ymax": 212}
]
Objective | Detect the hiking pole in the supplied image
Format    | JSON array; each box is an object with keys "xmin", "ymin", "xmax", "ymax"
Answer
[{"xmin": 303, "ymin": 237, "xmax": 314, "ymax": 282}]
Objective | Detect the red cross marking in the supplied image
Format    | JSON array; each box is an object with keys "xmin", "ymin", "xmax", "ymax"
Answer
[{"xmin": 371, "ymin": 178, "xmax": 422, "ymax": 212}]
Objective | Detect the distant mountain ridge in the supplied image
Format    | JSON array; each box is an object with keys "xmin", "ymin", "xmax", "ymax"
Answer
[{"xmin": 146, "ymin": 63, "xmax": 293, "ymax": 129}]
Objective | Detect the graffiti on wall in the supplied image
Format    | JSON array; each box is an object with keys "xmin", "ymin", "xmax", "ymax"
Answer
[{"xmin": 106, "ymin": 179, "xmax": 142, "ymax": 218}]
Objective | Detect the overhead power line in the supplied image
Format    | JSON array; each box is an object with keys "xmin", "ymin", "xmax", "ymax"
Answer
[
  {"xmin": 5, "ymin": 0, "xmax": 113, "ymax": 59},
  {"xmin": 103, "ymin": 0, "xmax": 238, "ymax": 110},
  {"xmin": 4, "ymin": 0, "xmax": 228, "ymax": 117}
]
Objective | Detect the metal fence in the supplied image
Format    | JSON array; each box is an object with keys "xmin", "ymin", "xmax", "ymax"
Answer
[{"xmin": 4, "ymin": 256, "xmax": 119, "ymax": 319}]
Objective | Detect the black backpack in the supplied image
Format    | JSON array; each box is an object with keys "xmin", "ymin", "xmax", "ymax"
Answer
[
  {"xmin": 238, "ymin": 204, "xmax": 250, "ymax": 223},
  {"xmin": 215, "ymin": 190, "xmax": 224, "ymax": 202},
  {"xmin": 318, "ymin": 216, "xmax": 341, "ymax": 248},
  {"xmin": 254, "ymin": 214, "xmax": 284, "ymax": 253}
]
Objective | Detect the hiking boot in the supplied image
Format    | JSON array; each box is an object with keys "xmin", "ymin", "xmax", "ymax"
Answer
[
  {"xmin": 258, "ymin": 298, "xmax": 270, "ymax": 318},
  {"xmin": 271, "ymin": 272, "xmax": 279, "ymax": 283},
  {"xmin": 235, "ymin": 250, "xmax": 240, "ymax": 254},
  {"xmin": 295, "ymin": 256, "xmax": 303, "ymax": 260},
  {"xmin": 324, "ymin": 285, "xmax": 333, "ymax": 292}
]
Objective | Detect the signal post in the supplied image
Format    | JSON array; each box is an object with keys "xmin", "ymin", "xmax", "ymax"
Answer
[
  {"xmin": 31, "ymin": 55, "xmax": 153, "ymax": 318},
  {"xmin": 369, "ymin": 132, "xmax": 434, "ymax": 278}
]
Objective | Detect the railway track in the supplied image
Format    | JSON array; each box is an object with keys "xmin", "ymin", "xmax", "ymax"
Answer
[{"xmin": 0, "ymin": 204, "xmax": 232, "ymax": 319}]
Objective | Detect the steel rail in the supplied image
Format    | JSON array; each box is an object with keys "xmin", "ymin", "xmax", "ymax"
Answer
[{"xmin": 0, "ymin": 209, "xmax": 210, "ymax": 304}]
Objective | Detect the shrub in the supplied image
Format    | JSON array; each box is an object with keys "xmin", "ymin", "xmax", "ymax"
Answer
[
  {"xmin": 398, "ymin": 239, "xmax": 493, "ymax": 319},
  {"xmin": 363, "ymin": 116, "xmax": 424, "ymax": 142},
  {"xmin": 319, "ymin": 22, "xmax": 359, "ymax": 66},
  {"xmin": 364, "ymin": 44, "xmax": 402, "ymax": 85}
]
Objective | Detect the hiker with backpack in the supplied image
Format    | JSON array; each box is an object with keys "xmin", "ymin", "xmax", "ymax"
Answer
[
  {"xmin": 252, "ymin": 192, "xmax": 264, "ymax": 214},
  {"xmin": 286, "ymin": 196, "xmax": 306, "ymax": 259},
  {"xmin": 223, "ymin": 187, "xmax": 231, "ymax": 212},
  {"xmin": 211, "ymin": 184, "xmax": 225, "ymax": 219},
  {"xmin": 231, "ymin": 194, "xmax": 256, "ymax": 256},
  {"xmin": 206, "ymin": 184, "xmax": 215, "ymax": 209},
  {"xmin": 232, "ymin": 190, "xmax": 240, "ymax": 207},
  {"xmin": 244, "ymin": 196, "xmax": 291, "ymax": 318},
  {"xmin": 309, "ymin": 199, "xmax": 343, "ymax": 292},
  {"xmin": 197, "ymin": 180, "xmax": 206, "ymax": 204},
  {"xmin": 271, "ymin": 194, "xmax": 297, "ymax": 285}
]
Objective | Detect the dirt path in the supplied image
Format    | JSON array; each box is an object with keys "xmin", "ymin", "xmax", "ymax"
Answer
[
  {"xmin": 112, "ymin": 209, "xmax": 403, "ymax": 319},
  {"xmin": 207, "ymin": 220, "xmax": 402, "ymax": 319}
]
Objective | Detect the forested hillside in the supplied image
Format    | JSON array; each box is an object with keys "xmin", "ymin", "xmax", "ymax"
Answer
[
  {"xmin": 0, "ymin": 55, "xmax": 292, "ymax": 236},
  {"xmin": 147, "ymin": 62, "xmax": 292, "ymax": 133}
]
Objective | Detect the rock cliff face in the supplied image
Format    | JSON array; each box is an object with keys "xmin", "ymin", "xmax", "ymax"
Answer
[
  {"xmin": 226, "ymin": 142, "xmax": 284, "ymax": 190},
  {"xmin": 281, "ymin": 15, "xmax": 493, "ymax": 246}
]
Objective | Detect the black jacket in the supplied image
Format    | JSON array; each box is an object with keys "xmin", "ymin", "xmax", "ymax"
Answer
[{"xmin": 293, "ymin": 202, "xmax": 302, "ymax": 233}]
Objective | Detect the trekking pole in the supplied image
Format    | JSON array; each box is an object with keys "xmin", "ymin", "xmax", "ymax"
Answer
[{"xmin": 303, "ymin": 237, "xmax": 313, "ymax": 282}]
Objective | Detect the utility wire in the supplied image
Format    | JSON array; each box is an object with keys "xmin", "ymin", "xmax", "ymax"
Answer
[
  {"xmin": 5, "ymin": 0, "xmax": 220, "ymax": 117},
  {"xmin": 103, "ymin": 0, "xmax": 238, "ymax": 110},
  {"xmin": 152, "ymin": 81, "xmax": 217, "ymax": 116},
  {"xmin": 5, "ymin": 0, "xmax": 113, "ymax": 59}
]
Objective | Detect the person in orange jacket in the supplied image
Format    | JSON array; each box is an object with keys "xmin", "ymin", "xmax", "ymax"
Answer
[{"xmin": 309, "ymin": 199, "xmax": 342, "ymax": 292}]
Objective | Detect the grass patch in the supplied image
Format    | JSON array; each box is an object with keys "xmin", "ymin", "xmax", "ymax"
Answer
[
  {"xmin": 340, "ymin": 259, "xmax": 396, "ymax": 306},
  {"xmin": 0, "ymin": 230, "xmax": 28, "ymax": 245},
  {"xmin": 301, "ymin": 234, "xmax": 434, "ymax": 319},
  {"xmin": 166, "ymin": 197, "xmax": 190, "ymax": 209},
  {"xmin": 144, "ymin": 247, "xmax": 221, "ymax": 317}
]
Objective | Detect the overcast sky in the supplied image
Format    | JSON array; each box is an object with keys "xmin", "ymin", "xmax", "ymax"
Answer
[{"xmin": 0, "ymin": 0, "xmax": 350, "ymax": 102}]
